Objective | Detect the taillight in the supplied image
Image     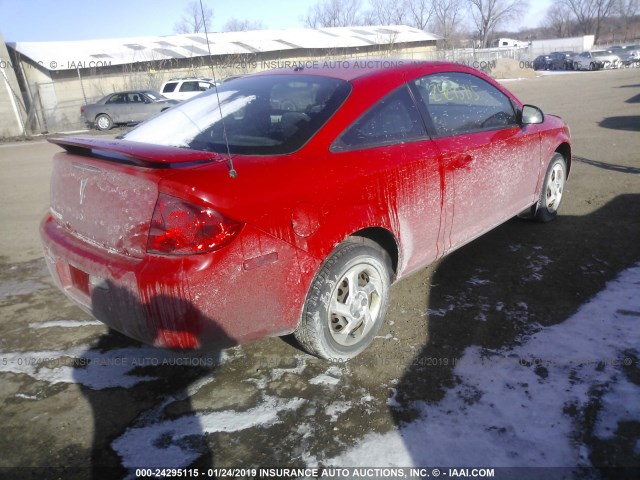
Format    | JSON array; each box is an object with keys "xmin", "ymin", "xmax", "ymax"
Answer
[{"xmin": 147, "ymin": 193, "xmax": 241, "ymax": 255}]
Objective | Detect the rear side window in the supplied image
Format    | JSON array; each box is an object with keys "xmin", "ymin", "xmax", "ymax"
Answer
[
  {"xmin": 331, "ymin": 86, "xmax": 426, "ymax": 152},
  {"xmin": 162, "ymin": 82, "xmax": 177, "ymax": 93},
  {"xmin": 412, "ymin": 72, "xmax": 517, "ymax": 138},
  {"xmin": 123, "ymin": 74, "xmax": 352, "ymax": 155}
]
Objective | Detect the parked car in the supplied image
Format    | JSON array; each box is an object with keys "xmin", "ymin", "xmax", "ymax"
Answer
[
  {"xmin": 610, "ymin": 45, "xmax": 640, "ymax": 67},
  {"xmin": 571, "ymin": 51, "xmax": 605, "ymax": 70},
  {"xmin": 160, "ymin": 77, "xmax": 217, "ymax": 101},
  {"xmin": 42, "ymin": 61, "xmax": 571, "ymax": 359},
  {"xmin": 532, "ymin": 55, "xmax": 551, "ymax": 70},
  {"xmin": 547, "ymin": 51, "xmax": 574, "ymax": 70},
  {"xmin": 81, "ymin": 90, "xmax": 178, "ymax": 131},
  {"xmin": 621, "ymin": 49, "xmax": 640, "ymax": 67},
  {"xmin": 591, "ymin": 50, "xmax": 621, "ymax": 69}
]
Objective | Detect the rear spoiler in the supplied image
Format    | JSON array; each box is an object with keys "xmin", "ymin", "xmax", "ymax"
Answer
[{"xmin": 48, "ymin": 136, "xmax": 219, "ymax": 168}]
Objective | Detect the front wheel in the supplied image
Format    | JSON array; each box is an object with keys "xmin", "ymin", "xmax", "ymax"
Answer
[
  {"xmin": 294, "ymin": 238, "xmax": 392, "ymax": 359},
  {"xmin": 535, "ymin": 153, "xmax": 567, "ymax": 222}
]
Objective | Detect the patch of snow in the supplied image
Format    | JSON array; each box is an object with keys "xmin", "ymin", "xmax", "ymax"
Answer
[
  {"xmin": 424, "ymin": 304, "xmax": 455, "ymax": 317},
  {"xmin": 375, "ymin": 334, "xmax": 394, "ymax": 340},
  {"xmin": 28, "ymin": 320, "xmax": 104, "ymax": 329},
  {"xmin": 270, "ymin": 355, "xmax": 308, "ymax": 381},
  {"xmin": 386, "ymin": 387, "xmax": 402, "ymax": 408},
  {"xmin": 467, "ymin": 276, "xmax": 492, "ymax": 286},
  {"xmin": 15, "ymin": 393, "xmax": 39, "ymax": 400},
  {"xmin": 113, "ymin": 395, "xmax": 305, "ymax": 471},
  {"xmin": 327, "ymin": 263, "xmax": 640, "ymax": 468},
  {"xmin": 326, "ymin": 365, "xmax": 345, "ymax": 377},
  {"xmin": 309, "ymin": 374, "xmax": 340, "ymax": 386},
  {"xmin": 525, "ymin": 254, "xmax": 552, "ymax": 281},
  {"xmin": 593, "ymin": 370, "xmax": 640, "ymax": 440},
  {"xmin": 325, "ymin": 401, "xmax": 352, "ymax": 421},
  {"xmin": 0, "ymin": 345, "xmax": 223, "ymax": 390}
]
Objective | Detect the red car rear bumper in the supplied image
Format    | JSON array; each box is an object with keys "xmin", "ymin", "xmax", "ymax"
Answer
[{"xmin": 40, "ymin": 214, "xmax": 316, "ymax": 350}]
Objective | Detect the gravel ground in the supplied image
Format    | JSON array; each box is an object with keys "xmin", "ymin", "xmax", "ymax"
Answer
[{"xmin": 0, "ymin": 68, "xmax": 639, "ymax": 479}]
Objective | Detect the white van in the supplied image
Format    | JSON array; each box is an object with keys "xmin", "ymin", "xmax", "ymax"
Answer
[{"xmin": 160, "ymin": 78, "xmax": 217, "ymax": 101}]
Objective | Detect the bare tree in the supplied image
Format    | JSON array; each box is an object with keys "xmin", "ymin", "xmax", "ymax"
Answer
[
  {"xmin": 223, "ymin": 18, "xmax": 266, "ymax": 32},
  {"xmin": 304, "ymin": 0, "xmax": 363, "ymax": 28},
  {"xmin": 467, "ymin": 0, "xmax": 530, "ymax": 48},
  {"xmin": 407, "ymin": 0, "xmax": 435, "ymax": 30},
  {"xmin": 174, "ymin": 1, "xmax": 213, "ymax": 34},
  {"xmin": 544, "ymin": 2, "xmax": 573, "ymax": 37},
  {"xmin": 617, "ymin": 0, "xmax": 639, "ymax": 41},
  {"xmin": 431, "ymin": 0, "xmax": 463, "ymax": 47},
  {"xmin": 363, "ymin": 0, "xmax": 408, "ymax": 25},
  {"xmin": 617, "ymin": 0, "xmax": 639, "ymax": 16},
  {"xmin": 561, "ymin": 0, "xmax": 616, "ymax": 44}
]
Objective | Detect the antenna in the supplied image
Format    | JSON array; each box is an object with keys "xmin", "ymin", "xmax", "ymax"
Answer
[{"xmin": 199, "ymin": 0, "xmax": 238, "ymax": 179}]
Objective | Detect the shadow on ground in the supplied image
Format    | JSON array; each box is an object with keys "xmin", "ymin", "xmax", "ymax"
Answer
[
  {"xmin": 73, "ymin": 282, "xmax": 235, "ymax": 479},
  {"xmin": 392, "ymin": 194, "xmax": 640, "ymax": 471},
  {"xmin": 574, "ymin": 156, "xmax": 640, "ymax": 175},
  {"xmin": 598, "ymin": 116, "xmax": 640, "ymax": 131}
]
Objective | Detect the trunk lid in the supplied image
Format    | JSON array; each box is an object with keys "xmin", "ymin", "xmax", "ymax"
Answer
[{"xmin": 47, "ymin": 136, "xmax": 220, "ymax": 258}]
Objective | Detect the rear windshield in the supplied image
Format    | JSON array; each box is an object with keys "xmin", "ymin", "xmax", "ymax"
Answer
[{"xmin": 124, "ymin": 74, "xmax": 351, "ymax": 155}]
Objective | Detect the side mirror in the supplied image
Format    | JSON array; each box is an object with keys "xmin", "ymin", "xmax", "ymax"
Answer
[{"xmin": 521, "ymin": 104, "xmax": 544, "ymax": 125}]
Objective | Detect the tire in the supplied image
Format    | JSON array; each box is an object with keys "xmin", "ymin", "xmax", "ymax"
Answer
[
  {"xmin": 534, "ymin": 153, "xmax": 567, "ymax": 222},
  {"xmin": 588, "ymin": 62, "xmax": 595, "ymax": 71},
  {"xmin": 294, "ymin": 237, "xmax": 392, "ymax": 360},
  {"xmin": 95, "ymin": 114, "xmax": 113, "ymax": 131}
]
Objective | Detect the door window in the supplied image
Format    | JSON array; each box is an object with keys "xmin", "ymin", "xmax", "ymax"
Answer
[{"xmin": 412, "ymin": 72, "xmax": 517, "ymax": 138}]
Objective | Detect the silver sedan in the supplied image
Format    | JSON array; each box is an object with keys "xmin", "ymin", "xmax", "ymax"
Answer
[{"xmin": 81, "ymin": 90, "xmax": 179, "ymax": 131}]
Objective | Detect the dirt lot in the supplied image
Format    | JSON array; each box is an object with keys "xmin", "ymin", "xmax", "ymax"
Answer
[{"xmin": 0, "ymin": 68, "xmax": 639, "ymax": 479}]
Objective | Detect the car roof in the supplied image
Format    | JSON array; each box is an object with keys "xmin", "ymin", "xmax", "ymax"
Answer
[
  {"xmin": 165, "ymin": 77, "xmax": 213, "ymax": 81},
  {"xmin": 247, "ymin": 60, "xmax": 482, "ymax": 83},
  {"xmin": 106, "ymin": 90, "xmax": 157, "ymax": 95}
]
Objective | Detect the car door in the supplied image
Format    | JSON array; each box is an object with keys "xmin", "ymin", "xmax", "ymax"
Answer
[
  {"xmin": 127, "ymin": 92, "xmax": 158, "ymax": 122},
  {"xmin": 125, "ymin": 92, "xmax": 144, "ymax": 122},
  {"xmin": 410, "ymin": 72, "xmax": 541, "ymax": 253},
  {"xmin": 330, "ymin": 84, "xmax": 445, "ymax": 275},
  {"xmin": 104, "ymin": 93, "xmax": 129, "ymax": 122}
]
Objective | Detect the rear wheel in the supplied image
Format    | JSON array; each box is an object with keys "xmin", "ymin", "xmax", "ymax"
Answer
[
  {"xmin": 294, "ymin": 238, "xmax": 392, "ymax": 359},
  {"xmin": 535, "ymin": 153, "xmax": 567, "ymax": 222},
  {"xmin": 95, "ymin": 114, "xmax": 113, "ymax": 131}
]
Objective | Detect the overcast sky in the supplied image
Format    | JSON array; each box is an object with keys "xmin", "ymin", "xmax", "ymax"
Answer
[{"xmin": 0, "ymin": 0, "xmax": 552, "ymax": 42}]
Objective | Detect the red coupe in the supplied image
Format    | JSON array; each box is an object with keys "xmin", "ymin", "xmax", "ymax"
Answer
[{"xmin": 41, "ymin": 61, "xmax": 571, "ymax": 359}]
